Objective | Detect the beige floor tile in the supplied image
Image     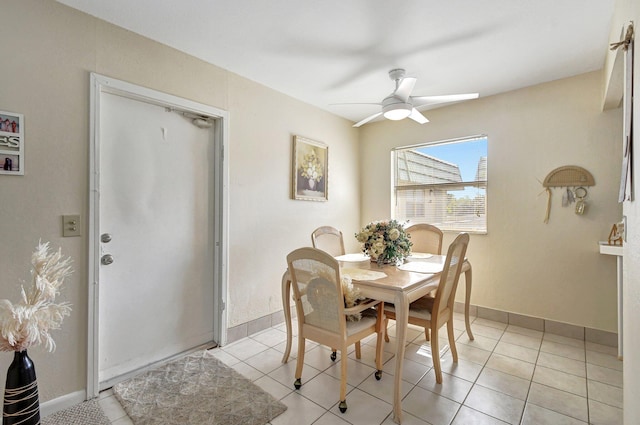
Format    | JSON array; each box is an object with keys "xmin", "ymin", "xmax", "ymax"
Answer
[
  {"xmin": 417, "ymin": 368, "xmax": 473, "ymax": 403},
  {"xmin": 500, "ymin": 332, "xmax": 542, "ymax": 351},
  {"xmin": 540, "ymin": 340, "xmax": 585, "ymax": 362},
  {"xmin": 588, "ymin": 399, "xmax": 624, "ymax": 425},
  {"xmin": 457, "ymin": 333, "xmax": 500, "ymax": 352},
  {"xmin": 536, "ymin": 351, "xmax": 586, "ymax": 377},
  {"xmin": 587, "ymin": 363, "xmax": 623, "ymax": 388},
  {"xmin": 521, "ymin": 403, "xmax": 587, "ymax": 425},
  {"xmin": 543, "ymin": 333, "xmax": 585, "ymax": 349},
  {"xmin": 532, "ymin": 365, "xmax": 587, "ymax": 397},
  {"xmin": 327, "ymin": 388, "xmax": 392, "ymax": 424},
  {"xmin": 464, "ymin": 384, "xmax": 525, "ymax": 425},
  {"xmin": 403, "ymin": 386, "xmax": 461, "ymax": 425},
  {"xmin": 586, "ymin": 350, "xmax": 623, "ymax": 371},
  {"xmin": 472, "ymin": 323, "xmax": 508, "ymax": 339},
  {"xmin": 271, "ymin": 392, "xmax": 327, "ymax": 425},
  {"xmin": 477, "ymin": 367, "xmax": 531, "ymax": 400},
  {"xmin": 452, "ymin": 406, "xmax": 510, "ymax": 424},
  {"xmin": 527, "ymin": 382, "xmax": 588, "ymax": 422},
  {"xmin": 454, "ymin": 342, "xmax": 492, "ymax": 365},
  {"xmin": 494, "ymin": 340, "xmax": 539, "ymax": 364},
  {"xmin": 486, "ymin": 352, "xmax": 536, "ymax": 380},
  {"xmin": 588, "ymin": 379, "xmax": 623, "ymax": 409}
]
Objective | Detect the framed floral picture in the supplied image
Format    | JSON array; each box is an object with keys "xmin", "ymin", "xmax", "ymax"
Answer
[
  {"xmin": 292, "ymin": 135, "xmax": 328, "ymax": 201},
  {"xmin": 0, "ymin": 110, "xmax": 24, "ymax": 176}
]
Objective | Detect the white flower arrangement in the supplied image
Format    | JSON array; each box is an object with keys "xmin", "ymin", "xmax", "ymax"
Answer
[
  {"xmin": 299, "ymin": 149, "xmax": 324, "ymax": 181},
  {"xmin": 0, "ymin": 242, "xmax": 72, "ymax": 352},
  {"xmin": 355, "ymin": 220, "xmax": 412, "ymax": 265}
]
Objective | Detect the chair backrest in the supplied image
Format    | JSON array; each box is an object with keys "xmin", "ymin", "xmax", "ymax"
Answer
[
  {"xmin": 432, "ymin": 233, "xmax": 469, "ymax": 316},
  {"xmin": 406, "ymin": 223, "xmax": 443, "ymax": 255},
  {"xmin": 311, "ymin": 226, "xmax": 346, "ymax": 257},
  {"xmin": 287, "ymin": 247, "xmax": 345, "ymax": 334}
]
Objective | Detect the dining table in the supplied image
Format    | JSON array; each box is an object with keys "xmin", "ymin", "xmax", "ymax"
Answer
[{"xmin": 280, "ymin": 253, "xmax": 473, "ymax": 424}]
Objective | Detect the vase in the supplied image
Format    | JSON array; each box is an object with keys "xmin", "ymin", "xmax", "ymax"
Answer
[
  {"xmin": 3, "ymin": 351, "xmax": 39, "ymax": 425},
  {"xmin": 308, "ymin": 178, "xmax": 316, "ymax": 190}
]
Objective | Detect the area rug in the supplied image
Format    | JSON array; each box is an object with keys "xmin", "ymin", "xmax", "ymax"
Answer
[
  {"xmin": 41, "ymin": 399, "xmax": 111, "ymax": 425},
  {"xmin": 113, "ymin": 350, "xmax": 287, "ymax": 425}
]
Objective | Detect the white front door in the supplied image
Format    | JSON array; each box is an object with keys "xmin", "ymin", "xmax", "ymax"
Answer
[{"xmin": 96, "ymin": 88, "xmax": 217, "ymax": 388}]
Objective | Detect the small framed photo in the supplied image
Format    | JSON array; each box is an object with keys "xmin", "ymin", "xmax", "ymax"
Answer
[
  {"xmin": 292, "ymin": 135, "xmax": 328, "ymax": 201},
  {"xmin": 0, "ymin": 111, "xmax": 24, "ymax": 175}
]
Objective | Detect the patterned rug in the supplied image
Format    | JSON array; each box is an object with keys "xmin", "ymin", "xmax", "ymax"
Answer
[
  {"xmin": 41, "ymin": 399, "xmax": 111, "ymax": 425},
  {"xmin": 113, "ymin": 350, "xmax": 287, "ymax": 425}
]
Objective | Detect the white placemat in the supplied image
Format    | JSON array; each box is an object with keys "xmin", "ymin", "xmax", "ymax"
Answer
[
  {"xmin": 407, "ymin": 252, "xmax": 433, "ymax": 260},
  {"xmin": 335, "ymin": 253, "xmax": 369, "ymax": 262},
  {"xmin": 397, "ymin": 262, "xmax": 443, "ymax": 274},
  {"xmin": 341, "ymin": 268, "xmax": 387, "ymax": 281}
]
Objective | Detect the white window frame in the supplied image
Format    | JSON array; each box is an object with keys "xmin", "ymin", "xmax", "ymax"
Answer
[{"xmin": 392, "ymin": 135, "xmax": 488, "ymax": 234}]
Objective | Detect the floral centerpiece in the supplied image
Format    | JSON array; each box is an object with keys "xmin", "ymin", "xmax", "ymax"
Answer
[
  {"xmin": 0, "ymin": 241, "xmax": 72, "ymax": 353},
  {"xmin": 299, "ymin": 148, "xmax": 324, "ymax": 190},
  {"xmin": 355, "ymin": 220, "xmax": 412, "ymax": 265}
]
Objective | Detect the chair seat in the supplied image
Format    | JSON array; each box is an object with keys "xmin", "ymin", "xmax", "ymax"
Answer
[
  {"xmin": 347, "ymin": 308, "xmax": 378, "ymax": 336},
  {"xmin": 384, "ymin": 296, "xmax": 434, "ymax": 320}
]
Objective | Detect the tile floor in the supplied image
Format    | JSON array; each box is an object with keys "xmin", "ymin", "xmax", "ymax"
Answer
[{"xmin": 97, "ymin": 313, "xmax": 623, "ymax": 425}]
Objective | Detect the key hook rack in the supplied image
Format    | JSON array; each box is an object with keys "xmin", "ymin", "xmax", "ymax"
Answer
[{"xmin": 541, "ymin": 166, "xmax": 595, "ymax": 223}]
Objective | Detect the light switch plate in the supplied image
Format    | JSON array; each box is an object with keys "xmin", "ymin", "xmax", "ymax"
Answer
[{"xmin": 62, "ymin": 214, "xmax": 81, "ymax": 237}]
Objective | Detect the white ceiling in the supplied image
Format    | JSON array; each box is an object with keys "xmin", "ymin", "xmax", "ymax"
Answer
[{"xmin": 57, "ymin": 0, "xmax": 616, "ymax": 125}]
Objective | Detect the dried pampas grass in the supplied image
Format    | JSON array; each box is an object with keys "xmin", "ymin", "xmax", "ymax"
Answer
[{"xmin": 0, "ymin": 241, "xmax": 72, "ymax": 352}]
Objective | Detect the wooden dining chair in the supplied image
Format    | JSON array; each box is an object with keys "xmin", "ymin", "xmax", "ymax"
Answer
[
  {"xmin": 385, "ymin": 223, "xmax": 443, "ymax": 342},
  {"xmin": 311, "ymin": 226, "xmax": 355, "ymax": 360},
  {"xmin": 384, "ymin": 232, "xmax": 469, "ymax": 383},
  {"xmin": 406, "ymin": 223, "xmax": 443, "ymax": 256},
  {"xmin": 287, "ymin": 247, "xmax": 384, "ymax": 413},
  {"xmin": 311, "ymin": 226, "xmax": 346, "ymax": 257}
]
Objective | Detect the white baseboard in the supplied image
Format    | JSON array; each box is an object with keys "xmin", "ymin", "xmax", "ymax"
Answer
[{"xmin": 40, "ymin": 390, "xmax": 87, "ymax": 418}]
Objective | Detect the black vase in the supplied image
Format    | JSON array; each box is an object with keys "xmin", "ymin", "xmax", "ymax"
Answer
[{"xmin": 3, "ymin": 350, "xmax": 40, "ymax": 425}]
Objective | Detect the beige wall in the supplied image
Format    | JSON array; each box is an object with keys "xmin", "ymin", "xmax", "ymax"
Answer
[
  {"xmin": 359, "ymin": 71, "xmax": 622, "ymax": 331},
  {"xmin": 0, "ymin": 0, "xmax": 359, "ymax": 402}
]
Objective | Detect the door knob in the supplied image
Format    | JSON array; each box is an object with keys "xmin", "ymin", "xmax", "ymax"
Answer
[{"xmin": 101, "ymin": 254, "xmax": 114, "ymax": 265}]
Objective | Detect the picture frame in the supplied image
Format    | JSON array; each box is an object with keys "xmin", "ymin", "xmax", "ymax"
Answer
[
  {"xmin": 0, "ymin": 110, "xmax": 24, "ymax": 176},
  {"xmin": 292, "ymin": 135, "xmax": 328, "ymax": 201}
]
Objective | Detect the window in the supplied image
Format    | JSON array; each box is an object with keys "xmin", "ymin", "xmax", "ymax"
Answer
[{"xmin": 393, "ymin": 135, "xmax": 487, "ymax": 233}]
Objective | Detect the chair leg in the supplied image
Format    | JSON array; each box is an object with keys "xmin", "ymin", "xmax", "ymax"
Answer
[
  {"xmin": 339, "ymin": 344, "xmax": 348, "ymax": 413},
  {"xmin": 294, "ymin": 338, "xmax": 306, "ymax": 389},
  {"xmin": 375, "ymin": 303, "xmax": 384, "ymax": 380},
  {"xmin": 431, "ymin": 328, "xmax": 443, "ymax": 384},
  {"xmin": 355, "ymin": 341, "xmax": 362, "ymax": 359},
  {"xmin": 424, "ymin": 328, "xmax": 430, "ymax": 341},
  {"xmin": 384, "ymin": 317, "xmax": 390, "ymax": 342},
  {"xmin": 447, "ymin": 319, "xmax": 458, "ymax": 363}
]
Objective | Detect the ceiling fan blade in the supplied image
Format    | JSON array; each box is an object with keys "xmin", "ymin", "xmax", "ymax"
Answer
[
  {"xmin": 330, "ymin": 102, "xmax": 382, "ymax": 106},
  {"xmin": 412, "ymin": 93, "xmax": 479, "ymax": 108},
  {"xmin": 353, "ymin": 112, "xmax": 383, "ymax": 127},
  {"xmin": 408, "ymin": 108, "xmax": 429, "ymax": 124},
  {"xmin": 393, "ymin": 77, "xmax": 417, "ymax": 102}
]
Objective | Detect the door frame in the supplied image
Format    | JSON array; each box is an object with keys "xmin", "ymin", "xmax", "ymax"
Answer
[{"xmin": 87, "ymin": 73, "xmax": 229, "ymax": 398}]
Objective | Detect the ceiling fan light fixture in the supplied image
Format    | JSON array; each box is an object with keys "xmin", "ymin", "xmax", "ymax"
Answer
[{"xmin": 382, "ymin": 102, "xmax": 412, "ymax": 120}]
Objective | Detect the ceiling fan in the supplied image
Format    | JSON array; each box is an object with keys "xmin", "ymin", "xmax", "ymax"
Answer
[{"xmin": 340, "ymin": 68, "xmax": 479, "ymax": 127}]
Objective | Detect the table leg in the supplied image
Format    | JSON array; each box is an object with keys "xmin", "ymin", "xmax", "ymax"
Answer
[
  {"xmin": 464, "ymin": 264, "xmax": 474, "ymax": 341},
  {"xmin": 281, "ymin": 271, "xmax": 292, "ymax": 363},
  {"xmin": 392, "ymin": 293, "xmax": 409, "ymax": 424}
]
